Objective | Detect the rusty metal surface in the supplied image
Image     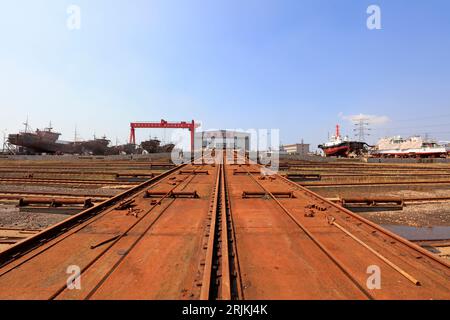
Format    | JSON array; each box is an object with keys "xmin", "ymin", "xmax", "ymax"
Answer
[
  {"xmin": 0, "ymin": 228, "xmax": 41, "ymax": 253},
  {"xmin": 0, "ymin": 152, "xmax": 448, "ymax": 300},
  {"xmin": 225, "ymin": 154, "xmax": 450, "ymax": 300}
]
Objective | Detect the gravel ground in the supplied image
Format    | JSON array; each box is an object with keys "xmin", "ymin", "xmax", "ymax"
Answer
[
  {"xmin": 0, "ymin": 184, "xmax": 121, "ymax": 197},
  {"xmin": 0, "ymin": 157, "xmax": 160, "ymax": 230},
  {"xmin": 0, "ymin": 204, "xmax": 69, "ymax": 230},
  {"xmin": 0, "ymin": 185, "xmax": 123, "ymax": 229},
  {"xmin": 362, "ymin": 202, "xmax": 450, "ymax": 228},
  {"xmin": 311, "ymin": 187, "xmax": 450, "ymax": 228},
  {"xmin": 346, "ymin": 189, "xmax": 450, "ymax": 228}
]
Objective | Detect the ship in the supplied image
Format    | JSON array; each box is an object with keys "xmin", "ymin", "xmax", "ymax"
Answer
[
  {"xmin": 8, "ymin": 122, "xmax": 79, "ymax": 154},
  {"xmin": 8, "ymin": 121, "xmax": 112, "ymax": 155},
  {"xmin": 106, "ymin": 143, "xmax": 138, "ymax": 155},
  {"xmin": 141, "ymin": 139, "xmax": 175, "ymax": 153},
  {"xmin": 370, "ymin": 136, "xmax": 448, "ymax": 158},
  {"xmin": 80, "ymin": 136, "xmax": 111, "ymax": 155},
  {"xmin": 318, "ymin": 125, "xmax": 369, "ymax": 157}
]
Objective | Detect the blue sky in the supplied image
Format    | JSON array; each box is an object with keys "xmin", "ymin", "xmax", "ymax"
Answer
[{"xmin": 1, "ymin": 0, "xmax": 450, "ymax": 150}]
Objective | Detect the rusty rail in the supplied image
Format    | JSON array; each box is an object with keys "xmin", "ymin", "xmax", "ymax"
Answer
[
  {"xmin": 243, "ymin": 166, "xmax": 374, "ymax": 299},
  {"xmin": 0, "ymin": 162, "xmax": 186, "ymax": 267}
]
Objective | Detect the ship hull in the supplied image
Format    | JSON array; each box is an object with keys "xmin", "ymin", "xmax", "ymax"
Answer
[
  {"xmin": 141, "ymin": 140, "xmax": 175, "ymax": 153},
  {"xmin": 8, "ymin": 134, "xmax": 78, "ymax": 154},
  {"xmin": 371, "ymin": 148, "xmax": 448, "ymax": 158},
  {"xmin": 321, "ymin": 144, "xmax": 350, "ymax": 157},
  {"xmin": 319, "ymin": 142, "xmax": 368, "ymax": 157}
]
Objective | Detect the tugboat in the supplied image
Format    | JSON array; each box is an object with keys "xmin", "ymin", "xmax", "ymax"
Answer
[{"xmin": 318, "ymin": 125, "xmax": 369, "ymax": 157}]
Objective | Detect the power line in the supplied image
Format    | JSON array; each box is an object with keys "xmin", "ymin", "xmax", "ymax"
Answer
[
  {"xmin": 393, "ymin": 113, "xmax": 450, "ymax": 123},
  {"xmin": 381, "ymin": 123, "xmax": 450, "ymax": 131}
]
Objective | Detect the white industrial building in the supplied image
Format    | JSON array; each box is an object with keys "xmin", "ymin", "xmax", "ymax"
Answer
[
  {"xmin": 280, "ymin": 143, "xmax": 310, "ymax": 155},
  {"xmin": 195, "ymin": 130, "xmax": 250, "ymax": 151}
]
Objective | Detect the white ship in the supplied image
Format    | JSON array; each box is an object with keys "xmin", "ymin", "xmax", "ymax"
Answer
[{"xmin": 371, "ymin": 136, "xmax": 448, "ymax": 158}]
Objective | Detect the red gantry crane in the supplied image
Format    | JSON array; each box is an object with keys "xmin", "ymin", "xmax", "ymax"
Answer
[{"xmin": 129, "ymin": 120, "xmax": 200, "ymax": 154}]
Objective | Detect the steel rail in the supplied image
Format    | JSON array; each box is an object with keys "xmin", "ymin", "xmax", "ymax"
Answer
[
  {"xmin": 223, "ymin": 157, "xmax": 244, "ymax": 300},
  {"xmin": 284, "ymin": 165, "xmax": 450, "ymax": 170},
  {"xmin": 242, "ymin": 165, "xmax": 374, "ymax": 300},
  {"xmin": 0, "ymin": 169, "xmax": 186, "ymax": 278},
  {"xmin": 200, "ymin": 165, "xmax": 221, "ymax": 300},
  {"xmin": 0, "ymin": 163, "xmax": 187, "ymax": 268},
  {"xmin": 285, "ymin": 174, "xmax": 450, "ymax": 179},
  {"xmin": 80, "ymin": 172, "xmax": 200, "ymax": 300},
  {"xmin": 0, "ymin": 164, "xmax": 174, "ymax": 169},
  {"xmin": 0, "ymin": 191, "xmax": 112, "ymax": 199},
  {"xmin": 0, "ymin": 170, "xmax": 133, "ymax": 175},
  {"xmin": 0, "ymin": 177, "xmax": 136, "ymax": 185},
  {"xmin": 326, "ymin": 216, "xmax": 420, "ymax": 286},
  {"xmin": 219, "ymin": 163, "xmax": 231, "ymax": 300},
  {"xmin": 302, "ymin": 180, "xmax": 450, "ymax": 187},
  {"xmin": 277, "ymin": 173, "xmax": 450, "ymax": 269},
  {"xmin": 0, "ymin": 195, "xmax": 106, "ymax": 203}
]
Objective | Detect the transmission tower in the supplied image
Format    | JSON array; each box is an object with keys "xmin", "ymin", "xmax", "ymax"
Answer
[{"xmin": 353, "ymin": 118, "xmax": 371, "ymax": 142}]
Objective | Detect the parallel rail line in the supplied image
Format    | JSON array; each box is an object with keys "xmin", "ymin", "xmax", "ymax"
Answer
[{"xmin": 0, "ymin": 152, "xmax": 448, "ymax": 300}]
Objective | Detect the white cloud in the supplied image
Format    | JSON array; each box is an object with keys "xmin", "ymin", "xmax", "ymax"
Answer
[{"xmin": 338, "ymin": 113, "xmax": 390, "ymax": 126}]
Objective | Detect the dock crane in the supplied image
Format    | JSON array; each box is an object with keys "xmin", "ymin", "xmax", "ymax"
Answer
[{"xmin": 129, "ymin": 120, "xmax": 200, "ymax": 155}]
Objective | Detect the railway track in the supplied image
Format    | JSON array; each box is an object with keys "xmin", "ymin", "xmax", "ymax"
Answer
[
  {"xmin": 0, "ymin": 170, "xmax": 158, "ymax": 176},
  {"xmin": 0, "ymin": 177, "xmax": 137, "ymax": 187},
  {"xmin": 0, "ymin": 151, "xmax": 448, "ymax": 299},
  {"xmin": 0, "ymin": 162, "xmax": 175, "ymax": 171},
  {"xmin": 279, "ymin": 163, "xmax": 450, "ymax": 170},
  {"xmin": 0, "ymin": 190, "xmax": 112, "ymax": 199},
  {"xmin": 285, "ymin": 173, "xmax": 450, "ymax": 178},
  {"xmin": 301, "ymin": 180, "xmax": 450, "ymax": 187}
]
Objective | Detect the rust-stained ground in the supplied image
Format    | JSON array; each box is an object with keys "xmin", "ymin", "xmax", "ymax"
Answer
[{"xmin": 0, "ymin": 153, "xmax": 448, "ymax": 300}]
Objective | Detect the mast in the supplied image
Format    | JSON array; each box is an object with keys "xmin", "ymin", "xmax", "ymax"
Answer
[
  {"xmin": 23, "ymin": 116, "xmax": 29, "ymax": 133},
  {"xmin": 45, "ymin": 121, "xmax": 53, "ymax": 132}
]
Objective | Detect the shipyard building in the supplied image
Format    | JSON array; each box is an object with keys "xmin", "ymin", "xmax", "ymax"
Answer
[
  {"xmin": 195, "ymin": 130, "xmax": 250, "ymax": 152},
  {"xmin": 281, "ymin": 143, "xmax": 310, "ymax": 155}
]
